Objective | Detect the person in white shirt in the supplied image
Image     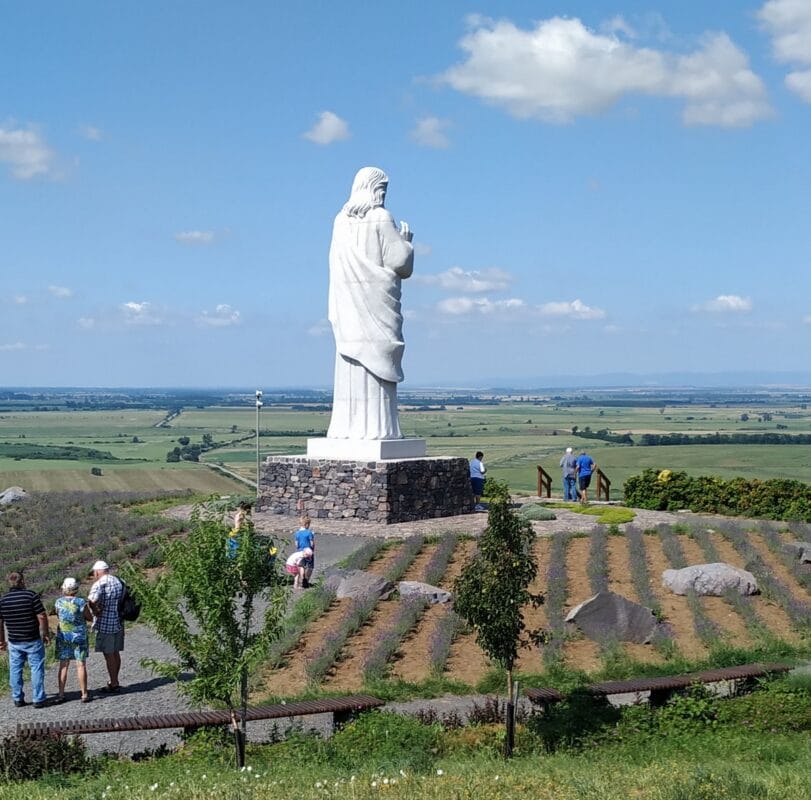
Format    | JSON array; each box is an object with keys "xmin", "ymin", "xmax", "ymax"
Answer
[{"xmin": 470, "ymin": 451, "xmax": 486, "ymax": 511}]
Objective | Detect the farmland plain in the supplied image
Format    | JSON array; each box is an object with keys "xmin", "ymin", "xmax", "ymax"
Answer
[{"xmin": 2, "ymin": 391, "xmax": 811, "ymax": 497}]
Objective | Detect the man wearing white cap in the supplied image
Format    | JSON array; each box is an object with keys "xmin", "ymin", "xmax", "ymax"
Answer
[
  {"xmin": 88, "ymin": 560, "xmax": 124, "ymax": 692},
  {"xmin": 559, "ymin": 447, "xmax": 578, "ymax": 502}
]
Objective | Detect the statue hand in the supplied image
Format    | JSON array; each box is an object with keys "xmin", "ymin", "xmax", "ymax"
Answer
[{"xmin": 399, "ymin": 221, "xmax": 413, "ymax": 242}]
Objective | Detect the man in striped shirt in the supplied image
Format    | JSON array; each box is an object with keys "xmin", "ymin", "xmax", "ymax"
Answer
[{"xmin": 0, "ymin": 571, "xmax": 51, "ymax": 708}]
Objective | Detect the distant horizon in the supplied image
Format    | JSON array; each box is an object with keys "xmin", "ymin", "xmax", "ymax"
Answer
[{"xmin": 4, "ymin": 369, "xmax": 811, "ymax": 394}]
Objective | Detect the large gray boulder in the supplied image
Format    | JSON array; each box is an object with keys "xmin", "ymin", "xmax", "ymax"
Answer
[
  {"xmin": 323, "ymin": 568, "xmax": 393, "ymax": 600},
  {"xmin": 662, "ymin": 563, "xmax": 758, "ymax": 596},
  {"xmin": 565, "ymin": 591, "xmax": 659, "ymax": 644},
  {"xmin": 0, "ymin": 486, "xmax": 27, "ymax": 505},
  {"xmin": 399, "ymin": 581, "xmax": 452, "ymax": 605},
  {"xmin": 785, "ymin": 541, "xmax": 811, "ymax": 564}
]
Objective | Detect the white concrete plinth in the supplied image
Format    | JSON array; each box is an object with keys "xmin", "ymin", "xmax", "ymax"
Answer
[{"xmin": 306, "ymin": 437, "xmax": 426, "ymax": 461}]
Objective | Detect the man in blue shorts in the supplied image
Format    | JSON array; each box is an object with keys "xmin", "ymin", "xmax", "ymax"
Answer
[
  {"xmin": 294, "ymin": 516, "xmax": 315, "ymax": 587},
  {"xmin": 470, "ymin": 451, "xmax": 486, "ymax": 511},
  {"xmin": 575, "ymin": 450, "xmax": 596, "ymax": 504}
]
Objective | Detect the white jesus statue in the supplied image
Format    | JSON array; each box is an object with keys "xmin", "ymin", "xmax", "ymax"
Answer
[{"xmin": 326, "ymin": 167, "xmax": 414, "ymax": 440}]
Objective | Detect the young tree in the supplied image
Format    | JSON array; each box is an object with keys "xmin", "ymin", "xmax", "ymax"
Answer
[
  {"xmin": 453, "ymin": 486, "xmax": 544, "ymax": 757},
  {"xmin": 122, "ymin": 505, "xmax": 286, "ymax": 767}
]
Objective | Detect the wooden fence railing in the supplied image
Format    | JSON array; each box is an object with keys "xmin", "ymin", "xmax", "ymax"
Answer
[
  {"xmin": 595, "ymin": 468, "xmax": 611, "ymax": 501},
  {"xmin": 536, "ymin": 465, "xmax": 552, "ymax": 498}
]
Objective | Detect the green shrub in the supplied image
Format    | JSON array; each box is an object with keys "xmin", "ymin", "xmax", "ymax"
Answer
[
  {"xmin": 518, "ymin": 503, "xmax": 557, "ymax": 521},
  {"xmin": 624, "ymin": 468, "xmax": 811, "ymax": 521},
  {"xmin": 330, "ymin": 712, "xmax": 440, "ymax": 773},
  {"xmin": 0, "ymin": 731, "xmax": 89, "ymax": 782},
  {"xmin": 483, "ymin": 475, "xmax": 511, "ymax": 502}
]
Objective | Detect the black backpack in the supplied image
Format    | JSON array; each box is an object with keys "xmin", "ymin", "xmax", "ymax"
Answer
[{"xmin": 117, "ymin": 580, "xmax": 142, "ymax": 622}]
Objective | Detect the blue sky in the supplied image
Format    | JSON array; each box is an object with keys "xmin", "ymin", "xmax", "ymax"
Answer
[{"xmin": 1, "ymin": 1, "xmax": 810, "ymax": 388}]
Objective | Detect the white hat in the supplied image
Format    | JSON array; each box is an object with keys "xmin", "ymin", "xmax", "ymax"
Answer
[
  {"xmin": 62, "ymin": 577, "xmax": 79, "ymax": 593},
  {"xmin": 566, "ymin": 447, "xmax": 573, "ymax": 453},
  {"xmin": 92, "ymin": 560, "xmax": 110, "ymax": 571},
  {"xmin": 303, "ymin": 547, "xmax": 314, "ymax": 556}
]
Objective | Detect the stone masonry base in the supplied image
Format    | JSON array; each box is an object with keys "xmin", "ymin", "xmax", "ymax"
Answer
[{"xmin": 257, "ymin": 455, "xmax": 474, "ymax": 524}]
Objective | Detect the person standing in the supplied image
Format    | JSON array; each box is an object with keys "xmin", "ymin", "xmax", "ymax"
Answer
[
  {"xmin": 575, "ymin": 450, "xmax": 596, "ymax": 504},
  {"xmin": 293, "ymin": 515, "xmax": 315, "ymax": 587},
  {"xmin": 54, "ymin": 577, "xmax": 93, "ymax": 703},
  {"xmin": 88, "ymin": 560, "xmax": 124, "ymax": 693},
  {"xmin": 0, "ymin": 571, "xmax": 50, "ymax": 708},
  {"xmin": 559, "ymin": 447, "xmax": 579, "ymax": 502},
  {"xmin": 470, "ymin": 451, "xmax": 486, "ymax": 511}
]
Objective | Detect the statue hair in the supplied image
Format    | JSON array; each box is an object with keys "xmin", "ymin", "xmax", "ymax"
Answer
[{"xmin": 342, "ymin": 167, "xmax": 388, "ymax": 218}]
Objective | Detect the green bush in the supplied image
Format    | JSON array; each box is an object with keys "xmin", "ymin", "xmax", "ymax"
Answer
[
  {"xmin": 518, "ymin": 503, "xmax": 557, "ymax": 521},
  {"xmin": 624, "ymin": 468, "xmax": 811, "ymax": 521},
  {"xmin": 0, "ymin": 732, "xmax": 88, "ymax": 782},
  {"xmin": 330, "ymin": 712, "xmax": 440, "ymax": 773},
  {"xmin": 483, "ymin": 475, "xmax": 511, "ymax": 502}
]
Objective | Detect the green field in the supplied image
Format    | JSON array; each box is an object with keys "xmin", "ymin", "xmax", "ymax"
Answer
[{"xmin": 2, "ymin": 399, "xmax": 811, "ymax": 497}]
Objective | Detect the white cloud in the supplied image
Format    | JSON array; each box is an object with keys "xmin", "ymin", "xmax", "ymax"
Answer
[
  {"xmin": 413, "ymin": 242, "xmax": 433, "ymax": 257},
  {"xmin": 437, "ymin": 296, "xmax": 525, "ymax": 315},
  {"xmin": 539, "ymin": 299, "xmax": 606, "ymax": 319},
  {"xmin": 410, "ymin": 116, "xmax": 451, "ymax": 148},
  {"xmin": 175, "ymin": 230, "xmax": 215, "ymax": 245},
  {"xmin": 121, "ymin": 301, "xmax": 165, "ymax": 326},
  {"xmin": 307, "ymin": 318, "xmax": 332, "ymax": 337},
  {"xmin": 0, "ymin": 342, "xmax": 25, "ymax": 351},
  {"xmin": 77, "ymin": 317, "xmax": 95, "ymax": 330},
  {"xmin": 759, "ymin": 0, "xmax": 811, "ymax": 102},
  {"xmin": 0, "ymin": 124, "xmax": 55, "ymax": 179},
  {"xmin": 417, "ymin": 266, "xmax": 512, "ymax": 293},
  {"xmin": 13, "ymin": 295, "xmax": 27, "ymax": 305},
  {"xmin": 48, "ymin": 285, "xmax": 73, "ymax": 298},
  {"xmin": 441, "ymin": 16, "xmax": 770, "ymax": 127},
  {"xmin": 693, "ymin": 294, "xmax": 753, "ymax": 313},
  {"xmin": 803, "ymin": 314, "xmax": 811, "ymax": 325},
  {"xmin": 78, "ymin": 124, "xmax": 103, "ymax": 141},
  {"xmin": 302, "ymin": 111, "xmax": 350, "ymax": 145},
  {"xmin": 197, "ymin": 303, "xmax": 241, "ymax": 327}
]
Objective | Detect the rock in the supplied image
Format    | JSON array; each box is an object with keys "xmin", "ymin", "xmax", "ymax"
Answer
[
  {"xmin": 565, "ymin": 591, "xmax": 659, "ymax": 644},
  {"xmin": 518, "ymin": 504, "xmax": 556, "ymax": 521},
  {"xmin": 399, "ymin": 581, "xmax": 452, "ymax": 604},
  {"xmin": 0, "ymin": 486, "xmax": 27, "ymax": 505},
  {"xmin": 662, "ymin": 563, "xmax": 758, "ymax": 596},
  {"xmin": 323, "ymin": 568, "xmax": 393, "ymax": 600},
  {"xmin": 785, "ymin": 541, "xmax": 811, "ymax": 564}
]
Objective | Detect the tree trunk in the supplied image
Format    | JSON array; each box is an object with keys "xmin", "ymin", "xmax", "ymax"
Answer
[
  {"xmin": 504, "ymin": 669, "xmax": 514, "ymax": 759},
  {"xmin": 230, "ymin": 709, "xmax": 246, "ymax": 769}
]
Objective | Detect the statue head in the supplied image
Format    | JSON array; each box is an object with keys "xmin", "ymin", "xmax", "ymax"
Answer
[{"xmin": 343, "ymin": 166, "xmax": 389, "ymax": 218}]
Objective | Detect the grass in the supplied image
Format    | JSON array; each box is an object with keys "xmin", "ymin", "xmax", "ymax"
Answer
[
  {"xmin": 546, "ymin": 503, "xmax": 636, "ymax": 524},
  {"xmin": 3, "ymin": 675, "xmax": 810, "ymax": 800}
]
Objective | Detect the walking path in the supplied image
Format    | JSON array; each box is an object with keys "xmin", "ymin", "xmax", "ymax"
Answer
[{"xmin": 0, "ymin": 502, "xmax": 722, "ymax": 755}]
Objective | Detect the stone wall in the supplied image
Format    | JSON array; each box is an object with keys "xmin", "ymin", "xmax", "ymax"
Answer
[{"xmin": 257, "ymin": 455, "xmax": 473, "ymax": 524}]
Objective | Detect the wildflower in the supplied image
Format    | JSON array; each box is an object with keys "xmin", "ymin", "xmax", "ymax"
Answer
[
  {"xmin": 150, "ymin": 784, "xmax": 158, "ymax": 792},
  {"xmin": 436, "ymin": 769, "xmax": 444, "ymax": 776},
  {"xmin": 371, "ymin": 780, "xmax": 378, "ymax": 787}
]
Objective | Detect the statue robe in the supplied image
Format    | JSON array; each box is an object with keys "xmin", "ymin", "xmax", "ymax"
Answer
[{"xmin": 327, "ymin": 206, "xmax": 414, "ymax": 440}]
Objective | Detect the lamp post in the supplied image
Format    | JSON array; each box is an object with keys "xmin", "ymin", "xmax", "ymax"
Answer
[{"xmin": 255, "ymin": 390, "xmax": 263, "ymax": 499}]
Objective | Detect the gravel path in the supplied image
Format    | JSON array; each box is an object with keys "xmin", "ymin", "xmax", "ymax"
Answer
[{"xmin": 0, "ymin": 502, "xmax": 693, "ymax": 755}]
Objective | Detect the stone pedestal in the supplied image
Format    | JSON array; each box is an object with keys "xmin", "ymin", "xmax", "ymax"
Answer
[
  {"xmin": 257, "ymin": 455, "xmax": 473, "ymax": 524},
  {"xmin": 306, "ymin": 437, "xmax": 426, "ymax": 460}
]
